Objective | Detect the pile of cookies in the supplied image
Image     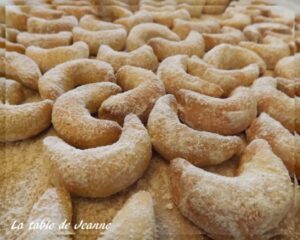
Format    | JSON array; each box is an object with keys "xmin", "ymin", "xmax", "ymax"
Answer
[{"xmin": 1, "ymin": 0, "xmax": 299, "ymax": 239}]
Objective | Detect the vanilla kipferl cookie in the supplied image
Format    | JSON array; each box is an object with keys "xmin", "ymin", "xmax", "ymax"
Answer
[
  {"xmin": 170, "ymin": 139, "xmax": 294, "ymax": 239},
  {"xmin": 251, "ymin": 77, "xmax": 295, "ymax": 132},
  {"xmin": 239, "ymin": 36, "xmax": 290, "ymax": 70},
  {"xmin": 203, "ymin": 43, "xmax": 267, "ymax": 74},
  {"xmin": 126, "ymin": 23, "xmax": 180, "ymax": 51},
  {"xmin": 79, "ymin": 14, "xmax": 124, "ymax": 31},
  {"xmin": 246, "ymin": 113, "xmax": 296, "ymax": 177},
  {"xmin": 188, "ymin": 56, "xmax": 260, "ymax": 96},
  {"xmin": 73, "ymin": 27, "xmax": 127, "ymax": 55},
  {"xmin": 99, "ymin": 66, "xmax": 165, "ymax": 124},
  {"xmin": 157, "ymin": 55, "xmax": 223, "ymax": 97},
  {"xmin": 176, "ymin": 87, "xmax": 257, "ymax": 135},
  {"xmin": 0, "ymin": 100, "xmax": 53, "ymax": 142},
  {"xmin": 17, "ymin": 188, "xmax": 73, "ymax": 240},
  {"xmin": 52, "ymin": 82, "xmax": 122, "ymax": 148},
  {"xmin": 148, "ymin": 31, "xmax": 205, "ymax": 61},
  {"xmin": 26, "ymin": 41, "xmax": 89, "ymax": 73},
  {"xmin": 29, "ymin": 6, "xmax": 64, "ymax": 20},
  {"xmin": 202, "ymin": 26, "xmax": 245, "ymax": 51},
  {"xmin": 27, "ymin": 16, "xmax": 78, "ymax": 33},
  {"xmin": 150, "ymin": 9, "xmax": 191, "ymax": 28},
  {"xmin": 172, "ymin": 18, "xmax": 220, "ymax": 39},
  {"xmin": 98, "ymin": 5, "xmax": 132, "ymax": 21},
  {"xmin": 17, "ymin": 31, "xmax": 73, "ymax": 49},
  {"xmin": 275, "ymin": 54, "xmax": 300, "ymax": 79},
  {"xmin": 148, "ymin": 95, "xmax": 243, "ymax": 166},
  {"xmin": 264, "ymin": 32, "xmax": 296, "ymax": 54},
  {"xmin": 3, "ymin": 0, "xmax": 299, "ymax": 238},
  {"xmin": 114, "ymin": 10, "xmax": 153, "ymax": 31},
  {"xmin": 243, "ymin": 22, "xmax": 292, "ymax": 42},
  {"xmin": 39, "ymin": 59, "xmax": 115, "ymax": 100},
  {"xmin": 99, "ymin": 191, "xmax": 156, "ymax": 240},
  {"xmin": 44, "ymin": 114, "xmax": 152, "ymax": 198},
  {"xmin": 5, "ymin": 51, "xmax": 42, "ymax": 90},
  {"xmin": 97, "ymin": 44, "xmax": 158, "ymax": 71},
  {"xmin": 220, "ymin": 12, "xmax": 251, "ymax": 30},
  {"xmin": 249, "ymin": 4, "xmax": 294, "ymax": 26}
]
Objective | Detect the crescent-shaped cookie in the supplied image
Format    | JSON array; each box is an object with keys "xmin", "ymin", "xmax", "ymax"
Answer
[
  {"xmin": 251, "ymin": 77, "xmax": 295, "ymax": 132},
  {"xmin": 97, "ymin": 44, "xmax": 158, "ymax": 71},
  {"xmin": 150, "ymin": 9, "xmax": 191, "ymax": 28},
  {"xmin": 157, "ymin": 55, "xmax": 223, "ymax": 97},
  {"xmin": 176, "ymin": 86, "xmax": 257, "ymax": 135},
  {"xmin": 148, "ymin": 31, "xmax": 205, "ymax": 61},
  {"xmin": 170, "ymin": 139, "xmax": 294, "ymax": 239},
  {"xmin": 126, "ymin": 23, "xmax": 180, "ymax": 51},
  {"xmin": 250, "ymin": 5, "xmax": 294, "ymax": 26},
  {"xmin": 43, "ymin": 114, "xmax": 152, "ymax": 198},
  {"xmin": 0, "ymin": 78, "xmax": 25, "ymax": 104},
  {"xmin": 99, "ymin": 191, "xmax": 156, "ymax": 240},
  {"xmin": 5, "ymin": 51, "xmax": 42, "ymax": 90},
  {"xmin": 26, "ymin": 41, "xmax": 89, "ymax": 73},
  {"xmin": 29, "ymin": 6, "xmax": 64, "ymax": 20},
  {"xmin": 98, "ymin": 5, "xmax": 132, "ymax": 21},
  {"xmin": 73, "ymin": 27, "xmax": 127, "ymax": 55},
  {"xmin": 252, "ymin": 14, "xmax": 293, "ymax": 26},
  {"xmin": 17, "ymin": 31, "xmax": 72, "ymax": 49},
  {"xmin": 17, "ymin": 188, "xmax": 73, "ymax": 240},
  {"xmin": 243, "ymin": 22, "xmax": 292, "ymax": 42},
  {"xmin": 264, "ymin": 31, "xmax": 295, "ymax": 52},
  {"xmin": 172, "ymin": 18, "xmax": 220, "ymax": 39},
  {"xmin": 52, "ymin": 82, "xmax": 122, "ymax": 148},
  {"xmin": 114, "ymin": 10, "xmax": 153, "ymax": 31},
  {"xmin": 0, "ymin": 99, "xmax": 53, "ymax": 142},
  {"xmin": 188, "ymin": 56, "xmax": 260, "ymax": 96},
  {"xmin": 147, "ymin": 94, "xmax": 243, "ymax": 166},
  {"xmin": 239, "ymin": 36, "xmax": 290, "ymax": 70},
  {"xmin": 79, "ymin": 14, "xmax": 124, "ymax": 31},
  {"xmin": 203, "ymin": 43, "xmax": 267, "ymax": 74},
  {"xmin": 275, "ymin": 54, "xmax": 300, "ymax": 79},
  {"xmin": 99, "ymin": 65, "xmax": 165, "ymax": 124},
  {"xmin": 202, "ymin": 26, "xmax": 245, "ymax": 51},
  {"xmin": 39, "ymin": 59, "xmax": 115, "ymax": 100},
  {"xmin": 220, "ymin": 12, "xmax": 251, "ymax": 30},
  {"xmin": 246, "ymin": 113, "xmax": 296, "ymax": 177},
  {"xmin": 27, "ymin": 15, "xmax": 78, "ymax": 33}
]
